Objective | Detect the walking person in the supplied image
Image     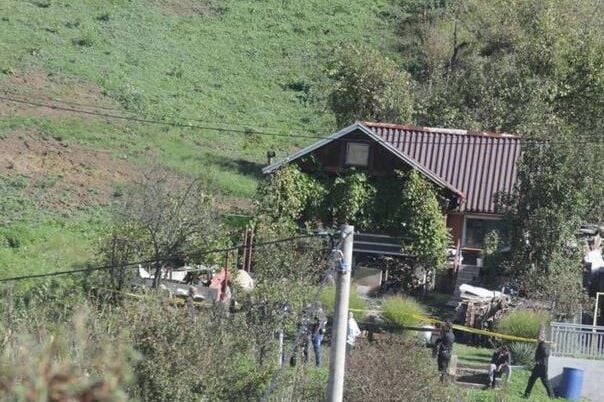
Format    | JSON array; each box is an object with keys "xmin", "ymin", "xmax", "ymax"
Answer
[
  {"xmin": 434, "ymin": 320, "xmax": 455, "ymax": 383},
  {"xmin": 523, "ymin": 336, "xmax": 554, "ymax": 399},
  {"xmin": 488, "ymin": 345, "xmax": 512, "ymax": 388}
]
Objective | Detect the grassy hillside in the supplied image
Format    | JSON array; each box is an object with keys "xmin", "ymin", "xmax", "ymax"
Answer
[
  {"xmin": 1, "ymin": 0, "xmax": 398, "ymax": 195},
  {"xmin": 0, "ymin": 0, "xmax": 399, "ymax": 277}
]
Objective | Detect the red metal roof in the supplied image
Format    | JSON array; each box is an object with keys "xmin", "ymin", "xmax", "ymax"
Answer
[{"xmin": 363, "ymin": 122, "xmax": 521, "ymax": 214}]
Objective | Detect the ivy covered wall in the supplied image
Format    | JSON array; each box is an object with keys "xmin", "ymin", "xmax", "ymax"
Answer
[{"xmin": 257, "ymin": 165, "xmax": 450, "ymax": 269}]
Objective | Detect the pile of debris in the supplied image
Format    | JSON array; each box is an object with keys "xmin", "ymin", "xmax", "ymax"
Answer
[
  {"xmin": 453, "ymin": 284, "xmax": 510, "ymax": 345},
  {"xmin": 136, "ymin": 265, "xmax": 255, "ymax": 303}
]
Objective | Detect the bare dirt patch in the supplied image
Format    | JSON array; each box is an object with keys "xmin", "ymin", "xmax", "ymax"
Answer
[
  {"xmin": 0, "ymin": 130, "xmax": 139, "ymax": 211},
  {"xmin": 157, "ymin": 0, "xmax": 227, "ymax": 17},
  {"xmin": 0, "ymin": 70, "xmax": 118, "ymax": 119},
  {"xmin": 0, "ymin": 130, "xmax": 253, "ymax": 214}
]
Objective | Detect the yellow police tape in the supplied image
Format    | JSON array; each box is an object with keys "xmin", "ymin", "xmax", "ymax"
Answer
[
  {"xmin": 348, "ymin": 308, "xmax": 541, "ymax": 343},
  {"xmin": 98, "ymin": 289, "xmax": 542, "ymax": 344}
]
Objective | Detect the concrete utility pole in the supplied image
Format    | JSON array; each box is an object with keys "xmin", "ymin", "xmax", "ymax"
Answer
[{"xmin": 327, "ymin": 224, "xmax": 354, "ymax": 402}]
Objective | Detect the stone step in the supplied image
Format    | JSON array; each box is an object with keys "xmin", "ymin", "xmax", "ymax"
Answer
[{"xmin": 457, "ymin": 363, "xmax": 489, "ymax": 371}]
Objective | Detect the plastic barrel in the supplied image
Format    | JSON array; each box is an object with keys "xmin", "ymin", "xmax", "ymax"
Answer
[{"xmin": 560, "ymin": 367, "xmax": 584, "ymax": 401}]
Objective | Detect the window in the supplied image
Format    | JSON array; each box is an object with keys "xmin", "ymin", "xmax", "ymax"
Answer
[
  {"xmin": 463, "ymin": 217, "xmax": 502, "ymax": 248},
  {"xmin": 345, "ymin": 142, "xmax": 369, "ymax": 167}
]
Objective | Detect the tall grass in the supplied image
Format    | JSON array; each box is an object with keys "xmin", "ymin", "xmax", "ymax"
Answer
[
  {"xmin": 496, "ymin": 310, "xmax": 550, "ymax": 339},
  {"xmin": 319, "ymin": 285, "xmax": 368, "ymax": 317},
  {"xmin": 380, "ymin": 296, "xmax": 428, "ymax": 329}
]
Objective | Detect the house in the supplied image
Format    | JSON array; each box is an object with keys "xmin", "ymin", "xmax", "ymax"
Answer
[{"xmin": 262, "ymin": 121, "xmax": 522, "ymax": 290}]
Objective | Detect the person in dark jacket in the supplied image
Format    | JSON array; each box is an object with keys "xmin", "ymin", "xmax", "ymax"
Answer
[
  {"xmin": 488, "ymin": 345, "xmax": 512, "ymax": 388},
  {"xmin": 309, "ymin": 307, "xmax": 327, "ymax": 367},
  {"xmin": 434, "ymin": 320, "xmax": 455, "ymax": 382},
  {"xmin": 523, "ymin": 336, "xmax": 554, "ymax": 398}
]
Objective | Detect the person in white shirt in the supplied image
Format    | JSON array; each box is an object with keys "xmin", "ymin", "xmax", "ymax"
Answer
[{"xmin": 347, "ymin": 311, "xmax": 361, "ymax": 350}]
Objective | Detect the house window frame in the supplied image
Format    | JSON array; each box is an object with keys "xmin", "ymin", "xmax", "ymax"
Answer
[
  {"xmin": 462, "ymin": 214, "xmax": 503, "ymax": 249},
  {"xmin": 345, "ymin": 142, "xmax": 370, "ymax": 167}
]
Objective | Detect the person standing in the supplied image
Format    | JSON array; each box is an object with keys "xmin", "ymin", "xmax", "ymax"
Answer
[
  {"xmin": 523, "ymin": 336, "xmax": 554, "ymax": 399},
  {"xmin": 434, "ymin": 321, "xmax": 455, "ymax": 382},
  {"xmin": 310, "ymin": 306, "xmax": 328, "ymax": 367},
  {"xmin": 346, "ymin": 311, "xmax": 361, "ymax": 351},
  {"xmin": 488, "ymin": 345, "xmax": 512, "ymax": 388}
]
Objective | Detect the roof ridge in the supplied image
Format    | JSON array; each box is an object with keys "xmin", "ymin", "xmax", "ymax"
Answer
[{"xmin": 361, "ymin": 121, "xmax": 521, "ymax": 139}]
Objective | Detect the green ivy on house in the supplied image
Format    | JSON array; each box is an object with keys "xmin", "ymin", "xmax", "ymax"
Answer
[{"xmin": 256, "ymin": 165, "xmax": 449, "ymax": 269}]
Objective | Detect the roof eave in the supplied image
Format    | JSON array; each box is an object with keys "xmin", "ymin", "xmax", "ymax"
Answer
[
  {"xmin": 261, "ymin": 121, "xmax": 465, "ymax": 202},
  {"xmin": 261, "ymin": 122, "xmax": 363, "ymax": 174}
]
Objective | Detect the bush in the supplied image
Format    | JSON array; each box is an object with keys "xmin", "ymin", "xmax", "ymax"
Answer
[
  {"xmin": 0, "ymin": 307, "xmax": 135, "ymax": 401},
  {"xmin": 345, "ymin": 334, "xmax": 453, "ymax": 401},
  {"xmin": 381, "ymin": 296, "xmax": 428, "ymax": 329},
  {"xmin": 508, "ymin": 342, "xmax": 535, "ymax": 366},
  {"xmin": 319, "ymin": 285, "xmax": 368, "ymax": 317},
  {"xmin": 496, "ymin": 310, "xmax": 550, "ymax": 339}
]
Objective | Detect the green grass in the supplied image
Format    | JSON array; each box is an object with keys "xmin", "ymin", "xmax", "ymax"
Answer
[
  {"xmin": 0, "ymin": 0, "xmax": 403, "ymax": 278},
  {"xmin": 464, "ymin": 369, "xmax": 562, "ymax": 402},
  {"xmin": 0, "ymin": 214, "xmax": 106, "ymax": 290},
  {"xmin": 456, "ymin": 345, "xmax": 561, "ymax": 401},
  {"xmin": 0, "ymin": 0, "xmax": 400, "ymax": 195},
  {"xmin": 455, "ymin": 344, "xmax": 493, "ymax": 365},
  {"xmin": 496, "ymin": 310, "xmax": 551, "ymax": 339},
  {"xmin": 319, "ymin": 286, "xmax": 368, "ymax": 318}
]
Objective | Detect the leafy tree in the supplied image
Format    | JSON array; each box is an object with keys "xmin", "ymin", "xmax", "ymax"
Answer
[
  {"xmin": 257, "ymin": 168, "xmax": 449, "ymax": 270},
  {"xmin": 398, "ymin": 0, "xmax": 604, "ymax": 134},
  {"xmin": 327, "ymin": 44, "xmax": 416, "ymax": 126},
  {"xmin": 100, "ymin": 169, "xmax": 227, "ymax": 289},
  {"xmin": 501, "ymin": 134, "xmax": 598, "ymax": 318}
]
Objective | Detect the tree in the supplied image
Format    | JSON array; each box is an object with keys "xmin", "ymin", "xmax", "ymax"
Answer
[
  {"xmin": 398, "ymin": 0, "xmax": 604, "ymax": 134},
  {"xmin": 255, "ymin": 164, "xmax": 326, "ymax": 229},
  {"xmin": 327, "ymin": 44, "xmax": 416, "ymax": 126},
  {"xmin": 501, "ymin": 134, "xmax": 596, "ymax": 318},
  {"xmin": 102, "ymin": 169, "xmax": 227, "ymax": 289}
]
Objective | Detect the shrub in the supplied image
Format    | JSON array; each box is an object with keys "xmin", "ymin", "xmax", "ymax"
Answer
[
  {"xmin": 496, "ymin": 310, "xmax": 550, "ymax": 339},
  {"xmin": 0, "ymin": 307, "xmax": 135, "ymax": 401},
  {"xmin": 319, "ymin": 285, "xmax": 368, "ymax": 318},
  {"xmin": 381, "ymin": 295, "xmax": 428, "ymax": 329},
  {"xmin": 345, "ymin": 334, "xmax": 452, "ymax": 401},
  {"xmin": 508, "ymin": 342, "xmax": 535, "ymax": 366}
]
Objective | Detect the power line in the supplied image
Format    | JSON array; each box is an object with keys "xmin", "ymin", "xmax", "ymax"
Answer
[
  {"xmin": 0, "ymin": 96, "xmax": 604, "ymax": 148},
  {"xmin": 2, "ymin": 94, "xmax": 603, "ymax": 146},
  {"xmin": 0, "ymin": 233, "xmax": 329, "ymax": 283},
  {"xmin": 0, "ymin": 88, "xmax": 305, "ymax": 134},
  {"xmin": 0, "ymin": 94, "xmax": 296, "ymax": 138}
]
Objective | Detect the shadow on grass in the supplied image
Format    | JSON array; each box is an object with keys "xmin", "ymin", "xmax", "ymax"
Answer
[
  {"xmin": 457, "ymin": 373, "xmax": 489, "ymax": 384},
  {"xmin": 184, "ymin": 153, "xmax": 265, "ymax": 179}
]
